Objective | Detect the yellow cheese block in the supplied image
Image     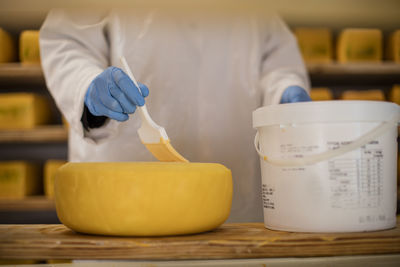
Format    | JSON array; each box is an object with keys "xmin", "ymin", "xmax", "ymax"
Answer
[
  {"xmin": 47, "ymin": 260, "xmax": 72, "ymax": 264},
  {"xmin": 19, "ymin": 30, "xmax": 40, "ymax": 64},
  {"xmin": 44, "ymin": 160, "xmax": 67, "ymax": 198},
  {"xmin": 310, "ymin": 88, "xmax": 333, "ymax": 101},
  {"xmin": 61, "ymin": 116, "xmax": 69, "ymax": 129},
  {"xmin": 0, "ymin": 93, "xmax": 52, "ymax": 129},
  {"xmin": 55, "ymin": 162, "xmax": 233, "ymax": 236},
  {"xmin": 0, "ymin": 28, "xmax": 16, "ymax": 63},
  {"xmin": 386, "ymin": 30, "xmax": 400, "ymax": 63},
  {"xmin": 337, "ymin": 28, "xmax": 382, "ymax": 63},
  {"xmin": 341, "ymin": 90, "xmax": 385, "ymax": 101},
  {"xmin": 294, "ymin": 28, "xmax": 333, "ymax": 63},
  {"xmin": 0, "ymin": 161, "xmax": 40, "ymax": 199},
  {"xmin": 389, "ymin": 84, "xmax": 400, "ymax": 105}
]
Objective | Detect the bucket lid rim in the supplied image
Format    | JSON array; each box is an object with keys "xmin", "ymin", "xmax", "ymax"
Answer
[{"xmin": 253, "ymin": 100, "xmax": 400, "ymax": 128}]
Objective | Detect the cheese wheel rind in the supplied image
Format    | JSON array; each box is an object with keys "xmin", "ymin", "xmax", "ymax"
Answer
[{"xmin": 55, "ymin": 162, "xmax": 233, "ymax": 236}]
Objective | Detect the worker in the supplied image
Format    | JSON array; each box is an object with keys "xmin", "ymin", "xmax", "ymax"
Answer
[{"xmin": 39, "ymin": 8, "xmax": 310, "ymax": 223}]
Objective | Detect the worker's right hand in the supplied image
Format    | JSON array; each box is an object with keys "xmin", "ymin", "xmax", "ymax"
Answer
[{"xmin": 84, "ymin": 66, "xmax": 149, "ymax": 122}]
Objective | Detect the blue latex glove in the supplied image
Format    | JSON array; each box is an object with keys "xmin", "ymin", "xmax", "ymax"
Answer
[
  {"xmin": 84, "ymin": 66, "xmax": 149, "ymax": 122},
  {"xmin": 280, "ymin": 86, "xmax": 311, "ymax": 104}
]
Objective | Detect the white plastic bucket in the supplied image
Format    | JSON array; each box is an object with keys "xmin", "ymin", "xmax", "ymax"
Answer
[{"xmin": 253, "ymin": 101, "xmax": 400, "ymax": 232}]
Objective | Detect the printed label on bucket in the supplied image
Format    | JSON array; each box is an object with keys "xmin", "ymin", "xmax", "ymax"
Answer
[
  {"xmin": 259, "ymin": 122, "xmax": 397, "ymax": 232},
  {"xmin": 328, "ymin": 140, "xmax": 383, "ymax": 210}
]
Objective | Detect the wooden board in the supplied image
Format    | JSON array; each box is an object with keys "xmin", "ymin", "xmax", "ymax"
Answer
[
  {"xmin": 307, "ymin": 62, "xmax": 400, "ymax": 75},
  {"xmin": 0, "ymin": 220, "xmax": 399, "ymax": 260},
  {"xmin": 1, "ymin": 63, "xmax": 400, "ymax": 87},
  {"xmin": 0, "ymin": 63, "xmax": 45, "ymax": 85},
  {"xmin": 307, "ymin": 62, "xmax": 400, "ymax": 86},
  {"xmin": 0, "ymin": 125, "xmax": 67, "ymax": 143},
  {"xmin": 0, "ymin": 196, "xmax": 55, "ymax": 211}
]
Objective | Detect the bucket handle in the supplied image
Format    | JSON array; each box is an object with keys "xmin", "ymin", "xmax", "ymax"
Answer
[{"xmin": 254, "ymin": 114, "xmax": 400, "ymax": 167}]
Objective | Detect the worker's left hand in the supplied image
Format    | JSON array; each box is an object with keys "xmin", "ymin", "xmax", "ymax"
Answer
[{"xmin": 280, "ymin": 86, "xmax": 311, "ymax": 103}]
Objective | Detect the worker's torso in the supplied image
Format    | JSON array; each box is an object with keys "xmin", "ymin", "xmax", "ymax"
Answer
[{"xmin": 70, "ymin": 10, "xmax": 268, "ymax": 222}]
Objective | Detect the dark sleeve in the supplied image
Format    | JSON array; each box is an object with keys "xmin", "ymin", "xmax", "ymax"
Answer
[{"xmin": 81, "ymin": 105, "xmax": 108, "ymax": 131}]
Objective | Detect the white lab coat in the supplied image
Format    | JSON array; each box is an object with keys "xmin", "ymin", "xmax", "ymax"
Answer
[{"xmin": 40, "ymin": 8, "xmax": 309, "ymax": 223}]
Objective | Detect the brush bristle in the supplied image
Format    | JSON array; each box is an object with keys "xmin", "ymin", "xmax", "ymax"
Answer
[{"xmin": 144, "ymin": 138, "xmax": 188, "ymax": 162}]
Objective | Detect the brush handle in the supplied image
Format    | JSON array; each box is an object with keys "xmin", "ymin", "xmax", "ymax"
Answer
[
  {"xmin": 120, "ymin": 56, "xmax": 169, "ymax": 141},
  {"xmin": 120, "ymin": 57, "xmax": 157, "ymax": 127}
]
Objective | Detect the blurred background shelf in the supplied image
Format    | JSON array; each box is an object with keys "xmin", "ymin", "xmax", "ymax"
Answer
[
  {"xmin": 0, "ymin": 125, "xmax": 67, "ymax": 143},
  {"xmin": 0, "ymin": 197, "xmax": 59, "ymax": 224},
  {"xmin": 307, "ymin": 63, "xmax": 400, "ymax": 86},
  {"xmin": 307, "ymin": 62, "xmax": 400, "ymax": 75},
  {"xmin": 0, "ymin": 196, "xmax": 55, "ymax": 212},
  {"xmin": 0, "ymin": 63, "xmax": 45, "ymax": 86},
  {"xmin": 1, "ymin": 62, "xmax": 400, "ymax": 87}
]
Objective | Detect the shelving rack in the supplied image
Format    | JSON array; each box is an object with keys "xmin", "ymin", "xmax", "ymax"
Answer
[{"xmin": 0, "ymin": 62, "xmax": 399, "ymax": 223}]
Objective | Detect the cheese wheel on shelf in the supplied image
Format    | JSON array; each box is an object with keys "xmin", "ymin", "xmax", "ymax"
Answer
[
  {"xmin": 294, "ymin": 28, "xmax": 333, "ymax": 63},
  {"xmin": 386, "ymin": 30, "xmax": 400, "ymax": 63},
  {"xmin": 0, "ymin": 161, "xmax": 41, "ymax": 199},
  {"xmin": 341, "ymin": 89, "xmax": 385, "ymax": 101},
  {"xmin": 337, "ymin": 28, "xmax": 382, "ymax": 63},
  {"xmin": 44, "ymin": 160, "xmax": 67, "ymax": 198},
  {"xmin": 0, "ymin": 28, "xmax": 16, "ymax": 63},
  {"xmin": 389, "ymin": 84, "xmax": 400, "ymax": 105},
  {"xmin": 0, "ymin": 93, "xmax": 52, "ymax": 129},
  {"xmin": 55, "ymin": 162, "xmax": 233, "ymax": 236},
  {"xmin": 310, "ymin": 88, "xmax": 333, "ymax": 101},
  {"xmin": 19, "ymin": 30, "xmax": 40, "ymax": 64}
]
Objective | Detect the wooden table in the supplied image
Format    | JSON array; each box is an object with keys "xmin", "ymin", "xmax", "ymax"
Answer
[{"xmin": 1, "ymin": 221, "xmax": 400, "ymax": 261}]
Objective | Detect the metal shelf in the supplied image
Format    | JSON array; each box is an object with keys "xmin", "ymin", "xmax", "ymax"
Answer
[{"xmin": 0, "ymin": 125, "xmax": 67, "ymax": 143}]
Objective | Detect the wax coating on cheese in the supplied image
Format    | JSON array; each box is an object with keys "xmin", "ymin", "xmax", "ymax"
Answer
[
  {"xmin": 44, "ymin": 160, "xmax": 67, "ymax": 198},
  {"xmin": 386, "ymin": 30, "xmax": 400, "ymax": 63},
  {"xmin": 0, "ymin": 93, "xmax": 52, "ymax": 129},
  {"xmin": 341, "ymin": 89, "xmax": 385, "ymax": 101},
  {"xmin": 294, "ymin": 28, "xmax": 333, "ymax": 63},
  {"xmin": 0, "ymin": 28, "xmax": 16, "ymax": 63},
  {"xmin": 55, "ymin": 162, "xmax": 233, "ymax": 236},
  {"xmin": 337, "ymin": 28, "xmax": 382, "ymax": 63},
  {"xmin": 19, "ymin": 30, "xmax": 40, "ymax": 64},
  {"xmin": 310, "ymin": 88, "xmax": 333, "ymax": 101},
  {"xmin": 389, "ymin": 85, "xmax": 400, "ymax": 105},
  {"xmin": 0, "ymin": 161, "xmax": 40, "ymax": 198}
]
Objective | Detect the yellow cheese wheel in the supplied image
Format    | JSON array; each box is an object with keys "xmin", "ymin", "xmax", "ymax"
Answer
[
  {"xmin": 0, "ymin": 28, "xmax": 16, "ymax": 63},
  {"xmin": 386, "ymin": 30, "xmax": 400, "ymax": 63},
  {"xmin": 310, "ymin": 88, "xmax": 333, "ymax": 101},
  {"xmin": 44, "ymin": 160, "xmax": 67, "ymax": 198},
  {"xmin": 0, "ymin": 161, "xmax": 40, "ymax": 198},
  {"xmin": 19, "ymin": 30, "xmax": 40, "ymax": 64},
  {"xmin": 294, "ymin": 28, "xmax": 333, "ymax": 63},
  {"xmin": 337, "ymin": 28, "xmax": 382, "ymax": 63},
  {"xmin": 341, "ymin": 90, "xmax": 385, "ymax": 101},
  {"xmin": 55, "ymin": 162, "xmax": 233, "ymax": 236},
  {"xmin": 0, "ymin": 93, "xmax": 52, "ymax": 129},
  {"xmin": 389, "ymin": 84, "xmax": 400, "ymax": 105}
]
